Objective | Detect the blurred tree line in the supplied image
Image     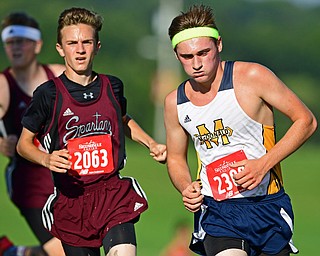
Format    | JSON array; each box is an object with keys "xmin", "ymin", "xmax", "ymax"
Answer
[{"xmin": 0, "ymin": 0, "xmax": 318, "ymax": 143}]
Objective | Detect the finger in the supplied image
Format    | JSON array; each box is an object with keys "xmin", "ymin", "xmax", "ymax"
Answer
[
  {"xmin": 186, "ymin": 185, "xmax": 198, "ymax": 194},
  {"xmin": 158, "ymin": 145, "xmax": 167, "ymax": 154},
  {"xmin": 185, "ymin": 204, "xmax": 201, "ymax": 213},
  {"xmin": 234, "ymin": 175, "xmax": 248, "ymax": 186},
  {"xmin": 55, "ymin": 156, "xmax": 71, "ymax": 166},
  {"xmin": 152, "ymin": 155, "xmax": 166, "ymax": 163},
  {"xmin": 230, "ymin": 160, "xmax": 246, "ymax": 168},
  {"xmin": 247, "ymin": 182, "xmax": 259, "ymax": 190},
  {"xmin": 182, "ymin": 192, "xmax": 201, "ymax": 201},
  {"xmin": 233, "ymin": 172, "xmax": 243, "ymax": 180},
  {"xmin": 182, "ymin": 183, "xmax": 202, "ymax": 200},
  {"xmin": 191, "ymin": 181, "xmax": 202, "ymax": 192},
  {"xmin": 60, "ymin": 150, "xmax": 71, "ymax": 159},
  {"xmin": 51, "ymin": 159, "xmax": 71, "ymax": 170},
  {"xmin": 184, "ymin": 200, "xmax": 203, "ymax": 212},
  {"xmin": 238, "ymin": 178, "xmax": 256, "ymax": 189},
  {"xmin": 51, "ymin": 166, "xmax": 68, "ymax": 173},
  {"xmin": 151, "ymin": 148, "xmax": 160, "ymax": 156}
]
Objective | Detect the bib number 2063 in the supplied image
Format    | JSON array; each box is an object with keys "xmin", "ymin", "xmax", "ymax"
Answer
[
  {"xmin": 67, "ymin": 134, "xmax": 114, "ymax": 176},
  {"xmin": 73, "ymin": 149, "xmax": 109, "ymax": 170}
]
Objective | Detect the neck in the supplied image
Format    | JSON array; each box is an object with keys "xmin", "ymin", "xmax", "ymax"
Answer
[
  {"xmin": 64, "ymin": 69, "xmax": 96, "ymax": 86},
  {"xmin": 11, "ymin": 61, "xmax": 39, "ymax": 79}
]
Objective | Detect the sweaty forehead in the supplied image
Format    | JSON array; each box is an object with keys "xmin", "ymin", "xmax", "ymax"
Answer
[
  {"xmin": 60, "ymin": 24, "xmax": 95, "ymax": 40},
  {"xmin": 176, "ymin": 37, "xmax": 214, "ymax": 53}
]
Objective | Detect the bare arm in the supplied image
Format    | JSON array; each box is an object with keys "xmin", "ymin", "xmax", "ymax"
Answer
[
  {"xmin": 232, "ymin": 62, "xmax": 317, "ymax": 189},
  {"xmin": 0, "ymin": 74, "xmax": 18, "ymax": 157},
  {"xmin": 0, "ymin": 74, "xmax": 10, "ymax": 119},
  {"xmin": 16, "ymin": 128, "xmax": 71, "ymax": 173},
  {"xmin": 123, "ymin": 114, "xmax": 167, "ymax": 163},
  {"xmin": 164, "ymin": 90, "xmax": 203, "ymax": 212}
]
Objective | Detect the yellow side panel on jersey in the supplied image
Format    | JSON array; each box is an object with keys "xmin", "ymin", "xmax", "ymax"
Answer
[
  {"xmin": 263, "ymin": 125, "xmax": 283, "ymax": 194},
  {"xmin": 196, "ymin": 151, "xmax": 203, "ymax": 188}
]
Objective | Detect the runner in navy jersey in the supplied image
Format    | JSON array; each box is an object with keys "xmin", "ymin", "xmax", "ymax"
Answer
[
  {"xmin": 0, "ymin": 12, "xmax": 65, "ymax": 256},
  {"xmin": 17, "ymin": 7, "xmax": 166, "ymax": 256},
  {"xmin": 164, "ymin": 4, "xmax": 317, "ymax": 256}
]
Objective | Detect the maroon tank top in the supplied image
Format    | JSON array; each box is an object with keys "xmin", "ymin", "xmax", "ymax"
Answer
[
  {"xmin": 2, "ymin": 65, "xmax": 56, "ymax": 208},
  {"xmin": 49, "ymin": 75, "xmax": 125, "ymax": 195}
]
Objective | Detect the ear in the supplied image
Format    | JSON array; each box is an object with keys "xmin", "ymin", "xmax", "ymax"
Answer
[
  {"xmin": 56, "ymin": 43, "xmax": 65, "ymax": 57},
  {"xmin": 34, "ymin": 40, "xmax": 43, "ymax": 54},
  {"xmin": 217, "ymin": 36, "xmax": 223, "ymax": 53},
  {"xmin": 94, "ymin": 41, "xmax": 101, "ymax": 55},
  {"xmin": 174, "ymin": 50, "xmax": 179, "ymax": 60}
]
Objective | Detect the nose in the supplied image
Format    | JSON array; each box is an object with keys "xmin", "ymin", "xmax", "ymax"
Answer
[
  {"xmin": 192, "ymin": 56, "xmax": 202, "ymax": 71},
  {"xmin": 76, "ymin": 42, "xmax": 86, "ymax": 53}
]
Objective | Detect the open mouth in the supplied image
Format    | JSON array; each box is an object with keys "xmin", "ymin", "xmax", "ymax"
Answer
[{"xmin": 75, "ymin": 57, "xmax": 86, "ymax": 63}]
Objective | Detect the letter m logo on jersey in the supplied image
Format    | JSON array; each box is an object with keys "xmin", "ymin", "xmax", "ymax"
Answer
[{"xmin": 194, "ymin": 119, "xmax": 233, "ymax": 149}]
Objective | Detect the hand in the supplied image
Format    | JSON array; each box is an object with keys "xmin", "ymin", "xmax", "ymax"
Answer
[
  {"xmin": 182, "ymin": 181, "xmax": 204, "ymax": 212},
  {"xmin": 149, "ymin": 142, "xmax": 167, "ymax": 163},
  {"xmin": 231, "ymin": 158, "xmax": 267, "ymax": 190},
  {"xmin": 0, "ymin": 134, "xmax": 18, "ymax": 157},
  {"xmin": 42, "ymin": 149, "xmax": 71, "ymax": 173}
]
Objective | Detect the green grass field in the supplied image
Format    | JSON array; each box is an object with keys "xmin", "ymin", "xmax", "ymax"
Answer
[{"xmin": 0, "ymin": 142, "xmax": 319, "ymax": 255}]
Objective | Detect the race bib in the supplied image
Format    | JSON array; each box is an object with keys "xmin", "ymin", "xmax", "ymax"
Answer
[
  {"xmin": 206, "ymin": 150, "xmax": 247, "ymax": 201},
  {"xmin": 67, "ymin": 134, "xmax": 114, "ymax": 176}
]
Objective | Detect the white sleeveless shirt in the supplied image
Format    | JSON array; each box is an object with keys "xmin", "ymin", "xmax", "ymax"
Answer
[{"xmin": 177, "ymin": 61, "xmax": 282, "ymax": 199}]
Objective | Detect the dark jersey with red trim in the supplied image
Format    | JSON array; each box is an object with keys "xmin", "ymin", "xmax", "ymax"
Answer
[
  {"xmin": 22, "ymin": 73, "xmax": 127, "ymax": 193},
  {"xmin": 1, "ymin": 65, "xmax": 56, "ymax": 208}
]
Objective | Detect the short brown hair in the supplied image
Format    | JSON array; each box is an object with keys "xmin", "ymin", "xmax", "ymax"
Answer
[
  {"xmin": 57, "ymin": 7, "xmax": 103, "ymax": 44},
  {"xmin": 168, "ymin": 4, "xmax": 218, "ymax": 41}
]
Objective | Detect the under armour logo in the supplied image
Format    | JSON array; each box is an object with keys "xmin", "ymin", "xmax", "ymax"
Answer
[{"xmin": 83, "ymin": 92, "xmax": 94, "ymax": 99}]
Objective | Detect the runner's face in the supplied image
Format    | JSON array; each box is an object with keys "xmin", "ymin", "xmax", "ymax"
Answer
[
  {"xmin": 175, "ymin": 37, "xmax": 222, "ymax": 85},
  {"xmin": 56, "ymin": 24, "xmax": 100, "ymax": 76},
  {"xmin": 4, "ymin": 37, "xmax": 39, "ymax": 68}
]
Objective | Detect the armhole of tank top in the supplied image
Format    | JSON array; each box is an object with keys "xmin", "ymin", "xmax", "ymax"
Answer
[
  {"xmin": 100, "ymin": 74, "xmax": 121, "ymax": 109},
  {"xmin": 3, "ymin": 70, "xmax": 14, "ymax": 92},
  {"xmin": 177, "ymin": 80, "xmax": 189, "ymax": 105},
  {"xmin": 219, "ymin": 61, "xmax": 234, "ymax": 91}
]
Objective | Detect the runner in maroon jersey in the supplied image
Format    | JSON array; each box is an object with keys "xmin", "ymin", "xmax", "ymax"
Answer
[
  {"xmin": 0, "ymin": 12, "xmax": 65, "ymax": 256},
  {"xmin": 17, "ymin": 7, "xmax": 166, "ymax": 256}
]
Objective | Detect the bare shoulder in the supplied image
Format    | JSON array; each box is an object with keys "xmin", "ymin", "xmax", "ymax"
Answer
[
  {"xmin": 0, "ymin": 73, "xmax": 10, "ymax": 117},
  {"xmin": 234, "ymin": 61, "xmax": 275, "ymax": 81},
  {"xmin": 164, "ymin": 89, "xmax": 178, "ymax": 107},
  {"xmin": 47, "ymin": 63, "xmax": 65, "ymax": 77},
  {"xmin": 164, "ymin": 89, "xmax": 179, "ymax": 125},
  {"xmin": 233, "ymin": 61, "xmax": 282, "ymax": 96},
  {"xmin": 0, "ymin": 73, "xmax": 9, "ymax": 92}
]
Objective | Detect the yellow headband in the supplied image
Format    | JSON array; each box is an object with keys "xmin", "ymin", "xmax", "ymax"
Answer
[{"xmin": 171, "ymin": 27, "xmax": 219, "ymax": 49}]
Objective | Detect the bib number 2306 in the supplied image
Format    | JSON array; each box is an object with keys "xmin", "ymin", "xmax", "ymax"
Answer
[
  {"xmin": 67, "ymin": 134, "xmax": 114, "ymax": 176},
  {"xmin": 206, "ymin": 150, "xmax": 247, "ymax": 201}
]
